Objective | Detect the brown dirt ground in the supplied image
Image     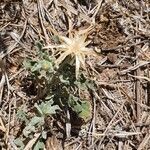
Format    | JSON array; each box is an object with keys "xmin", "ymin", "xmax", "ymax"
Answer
[{"xmin": 0, "ymin": 0, "xmax": 150, "ymax": 149}]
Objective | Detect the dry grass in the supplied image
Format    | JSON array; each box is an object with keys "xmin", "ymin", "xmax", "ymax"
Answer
[{"xmin": 0, "ymin": 0, "xmax": 150, "ymax": 149}]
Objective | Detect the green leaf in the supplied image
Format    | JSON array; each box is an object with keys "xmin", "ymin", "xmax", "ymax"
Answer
[
  {"xmin": 23, "ymin": 117, "xmax": 44, "ymax": 137},
  {"xmin": 29, "ymin": 116, "xmax": 45, "ymax": 126},
  {"xmin": 78, "ymin": 101, "xmax": 92, "ymax": 122},
  {"xmin": 40, "ymin": 60, "xmax": 54, "ymax": 72},
  {"xmin": 35, "ymin": 103, "xmax": 43, "ymax": 116},
  {"xmin": 68, "ymin": 94, "xmax": 92, "ymax": 122},
  {"xmin": 75, "ymin": 81, "xmax": 87, "ymax": 91},
  {"xmin": 16, "ymin": 106, "xmax": 28, "ymax": 124},
  {"xmin": 14, "ymin": 138, "xmax": 25, "ymax": 150},
  {"xmin": 33, "ymin": 140, "xmax": 45, "ymax": 150},
  {"xmin": 23, "ymin": 124, "xmax": 36, "ymax": 137},
  {"xmin": 41, "ymin": 131, "xmax": 47, "ymax": 139},
  {"xmin": 31, "ymin": 63, "xmax": 41, "ymax": 72},
  {"xmin": 35, "ymin": 100, "xmax": 60, "ymax": 116}
]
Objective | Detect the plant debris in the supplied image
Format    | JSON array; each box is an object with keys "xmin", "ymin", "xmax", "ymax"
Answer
[{"xmin": 0, "ymin": 0, "xmax": 150, "ymax": 149}]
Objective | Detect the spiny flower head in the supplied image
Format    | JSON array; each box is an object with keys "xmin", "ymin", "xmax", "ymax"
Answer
[{"xmin": 44, "ymin": 26, "xmax": 96, "ymax": 79}]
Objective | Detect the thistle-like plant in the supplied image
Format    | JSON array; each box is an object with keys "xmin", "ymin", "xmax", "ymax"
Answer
[{"xmin": 43, "ymin": 26, "xmax": 96, "ymax": 79}]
